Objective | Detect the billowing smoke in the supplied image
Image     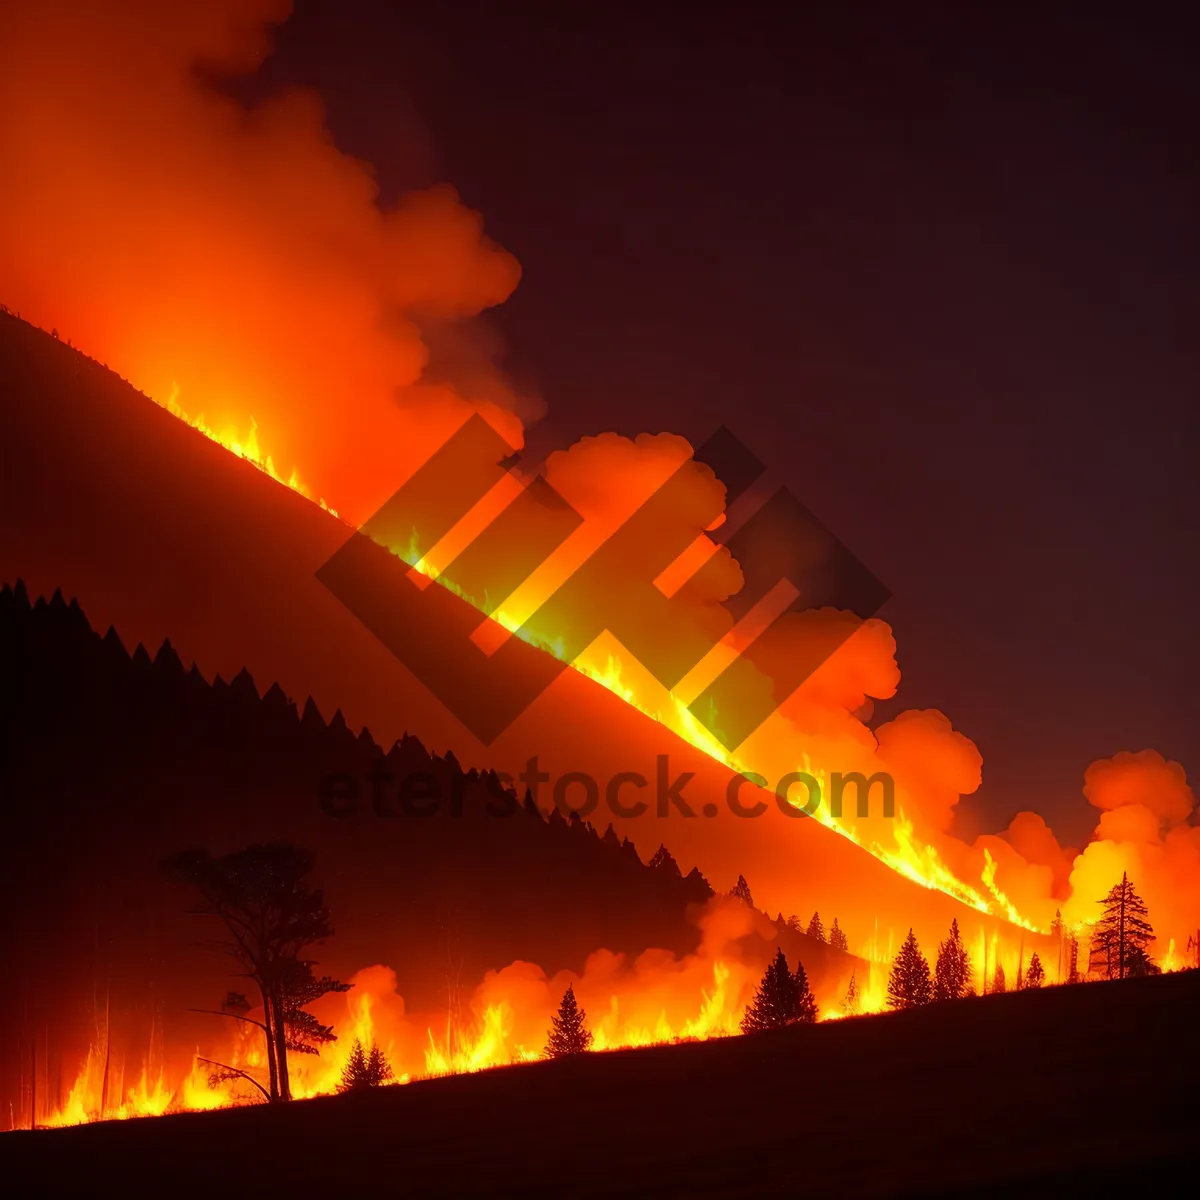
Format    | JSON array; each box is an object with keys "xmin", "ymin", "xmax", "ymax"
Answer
[
  {"xmin": 0, "ymin": 0, "xmax": 532, "ymax": 522},
  {"xmin": 1, "ymin": 1, "xmax": 1193, "ymax": 962},
  {"xmin": 1060, "ymin": 751, "xmax": 1199, "ymax": 949}
]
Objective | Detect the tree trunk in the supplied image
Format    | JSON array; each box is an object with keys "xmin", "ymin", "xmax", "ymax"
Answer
[
  {"xmin": 257, "ymin": 979, "xmax": 279, "ymax": 1102},
  {"xmin": 1118, "ymin": 873, "xmax": 1127, "ymax": 981},
  {"xmin": 271, "ymin": 981, "xmax": 291, "ymax": 1101}
]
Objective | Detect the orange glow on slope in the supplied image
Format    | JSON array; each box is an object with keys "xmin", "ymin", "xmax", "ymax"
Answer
[
  {"xmin": 144, "ymin": 388, "xmax": 1044, "ymax": 933},
  {"xmin": 39, "ymin": 952, "xmax": 759, "ymax": 1126},
  {"xmin": 41, "ymin": 1047, "xmax": 225, "ymax": 1127},
  {"xmin": 29, "ymin": 889, "xmax": 1130, "ymax": 1130},
  {"xmin": 37, "ymin": 899, "xmax": 902, "ymax": 1127},
  {"xmin": 4, "ymin": 0, "xmax": 1193, "ymax": 979},
  {"xmin": 396, "ymin": 508, "xmax": 1045, "ymax": 933},
  {"xmin": 160, "ymin": 383, "xmax": 340, "ymax": 518}
]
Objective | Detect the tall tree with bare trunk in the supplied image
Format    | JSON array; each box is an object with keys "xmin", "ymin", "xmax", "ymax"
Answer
[{"xmin": 164, "ymin": 842, "xmax": 344, "ymax": 1101}]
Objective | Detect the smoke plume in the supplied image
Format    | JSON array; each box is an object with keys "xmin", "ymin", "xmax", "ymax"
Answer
[
  {"xmin": 0, "ymin": 0, "xmax": 529, "ymax": 522},
  {"xmin": 1, "ymin": 0, "xmax": 1194, "ymax": 961}
]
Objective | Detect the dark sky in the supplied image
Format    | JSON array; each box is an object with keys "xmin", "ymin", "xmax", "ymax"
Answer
[{"xmin": 256, "ymin": 1, "xmax": 1198, "ymax": 845}]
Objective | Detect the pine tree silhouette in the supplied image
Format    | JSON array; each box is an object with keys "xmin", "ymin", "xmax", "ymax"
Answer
[
  {"xmin": 806, "ymin": 912, "xmax": 825, "ymax": 942},
  {"xmin": 993, "ymin": 964, "xmax": 1007, "ymax": 994},
  {"xmin": 933, "ymin": 918, "xmax": 971, "ymax": 1001},
  {"xmin": 545, "ymin": 984, "xmax": 593, "ymax": 1057},
  {"xmin": 731, "ymin": 874, "xmax": 754, "ymax": 907},
  {"xmin": 1089, "ymin": 872, "xmax": 1156, "ymax": 980},
  {"xmin": 282, "ymin": 960, "xmax": 351, "ymax": 1056},
  {"xmin": 163, "ymin": 842, "xmax": 343, "ymax": 1102},
  {"xmin": 887, "ymin": 930, "xmax": 933, "ymax": 1010},
  {"xmin": 1123, "ymin": 942, "xmax": 1161, "ymax": 977},
  {"xmin": 648, "ymin": 844, "xmax": 681, "ymax": 876},
  {"xmin": 842, "ymin": 971, "xmax": 861, "ymax": 1016},
  {"xmin": 829, "ymin": 918, "xmax": 849, "ymax": 953},
  {"xmin": 741, "ymin": 949, "xmax": 805, "ymax": 1032},
  {"xmin": 793, "ymin": 959, "xmax": 818, "ymax": 1024},
  {"xmin": 338, "ymin": 1039, "xmax": 394, "ymax": 1091},
  {"xmin": 1023, "ymin": 952, "xmax": 1045, "ymax": 989}
]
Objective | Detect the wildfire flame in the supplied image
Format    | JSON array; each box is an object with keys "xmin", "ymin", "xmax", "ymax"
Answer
[
  {"xmin": 37, "ymin": 956, "xmax": 757, "ymax": 1127},
  {"xmin": 145, "ymin": 385, "xmax": 1037, "ymax": 930},
  {"xmin": 160, "ymin": 384, "xmax": 340, "ymax": 519},
  {"xmin": 5, "ymin": 0, "xmax": 1193, "ymax": 1138},
  {"xmin": 389, "ymin": 465, "xmax": 1046, "ymax": 934}
]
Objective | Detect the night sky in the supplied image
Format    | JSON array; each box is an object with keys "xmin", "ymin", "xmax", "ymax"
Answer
[{"xmin": 252, "ymin": 2, "xmax": 1197, "ymax": 844}]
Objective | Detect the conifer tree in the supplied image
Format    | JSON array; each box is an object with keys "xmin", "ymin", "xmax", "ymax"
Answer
[
  {"xmin": 807, "ymin": 912, "xmax": 825, "ymax": 942},
  {"xmin": 741, "ymin": 949, "xmax": 803, "ymax": 1033},
  {"xmin": 340, "ymin": 1039, "xmax": 366, "ymax": 1090},
  {"xmin": 829, "ymin": 918, "xmax": 849, "ymax": 953},
  {"xmin": 886, "ymin": 930, "xmax": 933, "ymax": 1010},
  {"xmin": 786, "ymin": 914, "xmax": 802, "ymax": 933},
  {"xmin": 993, "ymin": 964, "xmax": 1006, "ymax": 994},
  {"xmin": 281, "ymin": 959, "xmax": 351, "ymax": 1056},
  {"xmin": 842, "ymin": 971, "xmax": 861, "ymax": 1016},
  {"xmin": 1123, "ymin": 942, "xmax": 1161, "ymax": 977},
  {"xmin": 933, "ymin": 918, "xmax": 971, "ymax": 1001},
  {"xmin": 648, "ymin": 844, "xmax": 681, "ymax": 876},
  {"xmin": 163, "ymin": 842, "xmax": 343, "ymax": 1102},
  {"xmin": 1023, "ymin": 952, "xmax": 1045, "ymax": 989},
  {"xmin": 338, "ymin": 1039, "xmax": 394, "ymax": 1091},
  {"xmin": 793, "ymin": 959, "xmax": 818, "ymax": 1024},
  {"xmin": 731, "ymin": 874, "xmax": 754, "ymax": 907},
  {"xmin": 545, "ymin": 984, "xmax": 593, "ymax": 1057},
  {"xmin": 365, "ymin": 1043, "xmax": 393, "ymax": 1085},
  {"xmin": 1089, "ymin": 872, "xmax": 1156, "ymax": 980}
]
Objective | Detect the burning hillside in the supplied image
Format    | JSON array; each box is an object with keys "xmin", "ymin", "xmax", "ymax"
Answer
[
  {"xmin": 2, "ymin": 0, "xmax": 1196, "ymax": 957},
  {"xmin": 0, "ymin": 0, "xmax": 1196, "ymax": 1148},
  {"xmin": 0, "ymin": 311, "xmax": 1077, "ymax": 961}
]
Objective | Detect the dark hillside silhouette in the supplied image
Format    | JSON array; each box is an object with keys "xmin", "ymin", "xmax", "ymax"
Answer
[
  {"xmin": 0, "ymin": 310, "xmax": 1058, "ymax": 976},
  {"xmin": 0, "ymin": 581, "xmax": 712, "ymax": 1116},
  {"xmin": 0, "ymin": 581, "xmax": 853, "ymax": 1121},
  {"xmin": 3, "ymin": 969, "xmax": 1197, "ymax": 1195}
]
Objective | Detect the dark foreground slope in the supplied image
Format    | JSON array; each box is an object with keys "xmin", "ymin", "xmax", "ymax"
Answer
[{"xmin": 4, "ymin": 970, "xmax": 1197, "ymax": 1198}]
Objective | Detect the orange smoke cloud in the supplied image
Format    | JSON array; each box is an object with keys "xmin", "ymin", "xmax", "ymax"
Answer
[
  {"xmin": 876, "ymin": 709, "xmax": 983, "ymax": 836},
  {"xmin": 999, "ymin": 812, "xmax": 1075, "ymax": 900},
  {"xmin": 1082, "ymin": 749, "xmax": 1195, "ymax": 827},
  {"xmin": 0, "ymin": 0, "xmax": 529, "ymax": 522},
  {"xmin": 1064, "ymin": 750, "xmax": 1200, "ymax": 950},
  {"xmin": 3, "ymin": 1, "xmax": 1194, "ymax": 969}
]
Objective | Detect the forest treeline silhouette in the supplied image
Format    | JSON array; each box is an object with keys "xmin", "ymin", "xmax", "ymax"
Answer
[{"xmin": 0, "ymin": 579, "xmax": 855, "ymax": 1122}]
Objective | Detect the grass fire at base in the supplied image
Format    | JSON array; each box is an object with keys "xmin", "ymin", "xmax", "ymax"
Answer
[
  {"xmin": 37, "ymin": 881, "xmax": 1190, "ymax": 1130},
  {"xmin": 1, "ymin": 325, "xmax": 1191, "ymax": 1132}
]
